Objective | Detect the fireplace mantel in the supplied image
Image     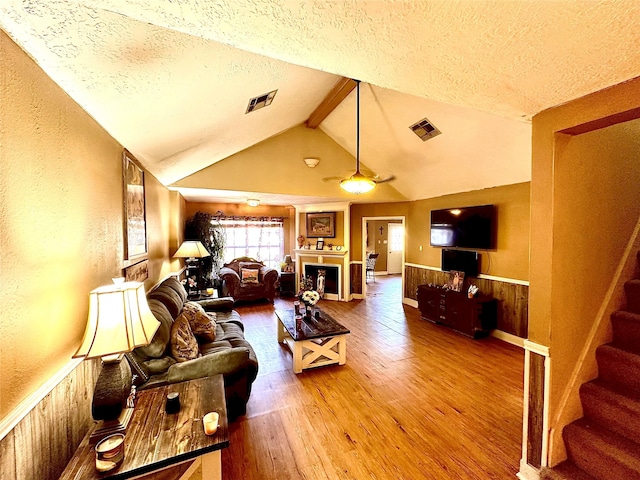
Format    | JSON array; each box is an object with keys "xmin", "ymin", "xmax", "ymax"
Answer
[
  {"xmin": 294, "ymin": 248, "xmax": 348, "ymax": 258},
  {"xmin": 293, "ymin": 249, "xmax": 349, "ymax": 301}
]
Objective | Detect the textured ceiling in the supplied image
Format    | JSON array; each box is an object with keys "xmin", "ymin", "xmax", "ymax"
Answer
[{"xmin": 2, "ymin": 0, "xmax": 640, "ymax": 203}]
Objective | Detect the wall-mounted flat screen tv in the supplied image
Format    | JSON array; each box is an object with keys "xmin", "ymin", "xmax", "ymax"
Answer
[{"xmin": 430, "ymin": 205, "xmax": 496, "ymax": 249}]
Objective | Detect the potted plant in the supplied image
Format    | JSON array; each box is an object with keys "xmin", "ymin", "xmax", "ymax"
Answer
[{"xmin": 184, "ymin": 212, "xmax": 226, "ymax": 292}]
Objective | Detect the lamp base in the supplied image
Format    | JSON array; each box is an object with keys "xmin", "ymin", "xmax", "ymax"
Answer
[
  {"xmin": 90, "ymin": 407, "xmax": 134, "ymax": 444},
  {"xmin": 91, "ymin": 355, "xmax": 133, "ymax": 442}
]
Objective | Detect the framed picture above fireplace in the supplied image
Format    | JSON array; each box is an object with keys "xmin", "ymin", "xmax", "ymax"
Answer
[{"xmin": 306, "ymin": 212, "xmax": 336, "ymax": 238}]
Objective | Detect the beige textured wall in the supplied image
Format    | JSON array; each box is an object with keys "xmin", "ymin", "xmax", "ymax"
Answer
[
  {"xmin": 173, "ymin": 124, "xmax": 407, "ymax": 203},
  {"xmin": 551, "ymin": 118, "xmax": 640, "ymax": 423},
  {"xmin": 529, "ymin": 77, "xmax": 640, "ymax": 463},
  {"xmin": 405, "ymin": 183, "xmax": 530, "ymax": 280},
  {"xmin": 530, "ymin": 83, "xmax": 640, "ymax": 346},
  {"xmin": 299, "ymin": 211, "xmax": 345, "ymax": 248},
  {"xmin": 0, "ymin": 31, "xmax": 181, "ymax": 419},
  {"xmin": 350, "ymin": 203, "xmax": 411, "ymax": 262}
]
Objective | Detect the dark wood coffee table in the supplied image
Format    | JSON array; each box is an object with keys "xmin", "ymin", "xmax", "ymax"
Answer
[
  {"xmin": 59, "ymin": 375, "xmax": 229, "ymax": 480},
  {"xmin": 276, "ymin": 308, "xmax": 350, "ymax": 374}
]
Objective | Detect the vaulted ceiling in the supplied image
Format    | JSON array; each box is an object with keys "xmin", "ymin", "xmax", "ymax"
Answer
[{"xmin": 3, "ymin": 1, "xmax": 640, "ymax": 205}]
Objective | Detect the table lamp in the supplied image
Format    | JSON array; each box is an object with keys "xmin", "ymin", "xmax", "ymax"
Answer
[
  {"xmin": 73, "ymin": 280, "xmax": 160, "ymax": 441},
  {"xmin": 174, "ymin": 240, "xmax": 211, "ymax": 292}
]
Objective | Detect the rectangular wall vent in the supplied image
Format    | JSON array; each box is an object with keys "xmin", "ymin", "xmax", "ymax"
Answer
[
  {"xmin": 409, "ymin": 117, "xmax": 441, "ymax": 141},
  {"xmin": 246, "ymin": 90, "xmax": 278, "ymax": 113}
]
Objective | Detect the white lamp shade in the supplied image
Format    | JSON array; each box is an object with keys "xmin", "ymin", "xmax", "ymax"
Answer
[
  {"xmin": 173, "ymin": 240, "xmax": 211, "ymax": 258},
  {"xmin": 73, "ymin": 282, "xmax": 160, "ymax": 359}
]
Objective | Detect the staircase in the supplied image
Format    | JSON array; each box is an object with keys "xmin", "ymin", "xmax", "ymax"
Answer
[{"xmin": 541, "ymin": 252, "xmax": 640, "ymax": 480}]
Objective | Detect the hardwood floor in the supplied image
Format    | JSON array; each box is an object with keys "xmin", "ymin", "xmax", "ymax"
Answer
[{"xmin": 222, "ymin": 275, "xmax": 524, "ymax": 479}]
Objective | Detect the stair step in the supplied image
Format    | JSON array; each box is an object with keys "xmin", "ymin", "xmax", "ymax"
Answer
[
  {"xmin": 625, "ymin": 279, "xmax": 640, "ymax": 313},
  {"xmin": 540, "ymin": 461, "xmax": 596, "ymax": 480},
  {"xmin": 580, "ymin": 380, "xmax": 640, "ymax": 444},
  {"xmin": 596, "ymin": 344, "xmax": 640, "ymax": 395},
  {"xmin": 611, "ymin": 310, "xmax": 640, "ymax": 354},
  {"xmin": 563, "ymin": 418, "xmax": 640, "ymax": 480}
]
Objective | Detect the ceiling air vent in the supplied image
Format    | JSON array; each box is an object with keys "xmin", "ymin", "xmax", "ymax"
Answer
[
  {"xmin": 409, "ymin": 117, "xmax": 441, "ymax": 141},
  {"xmin": 246, "ymin": 90, "xmax": 277, "ymax": 113}
]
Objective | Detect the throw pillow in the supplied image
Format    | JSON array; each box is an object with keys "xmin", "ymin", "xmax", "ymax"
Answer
[
  {"xmin": 241, "ymin": 268, "xmax": 260, "ymax": 284},
  {"xmin": 170, "ymin": 313, "xmax": 200, "ymax": 363},
  {"xmin": 239, "ymin": 261, "xmax": 263, "ymax": 271},
  {"xmin": 182, "ymin": 302, "xmax": 217, "ymax": 342}
]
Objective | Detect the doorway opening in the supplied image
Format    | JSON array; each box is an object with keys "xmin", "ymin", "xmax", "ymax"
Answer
[{"xmin": 362, "ymin": 216, "xmax": 405, "ymax": 300}]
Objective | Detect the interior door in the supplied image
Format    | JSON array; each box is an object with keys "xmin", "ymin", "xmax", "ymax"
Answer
[{"xmin": 387, "ymin": 223, "xmax": 404, "ymax": 274}]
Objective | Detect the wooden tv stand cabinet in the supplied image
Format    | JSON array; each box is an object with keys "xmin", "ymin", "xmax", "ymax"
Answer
[{"xmin": 417, "ymin": 284, "xmax": 497, "ymax": 338}]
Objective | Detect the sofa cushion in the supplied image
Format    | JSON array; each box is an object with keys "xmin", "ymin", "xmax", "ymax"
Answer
[
  {"xmin": 144, "ymin": 356, "xmax": 176, "ymax": 374},
  {"xmin": 148, "ymin": 284, "xmax": 183, "ymax": 319},
  {"xmin": 170, "ymin": 314, "xmax": 200, "ymax": 363},
  {"xmin": 198, "ymin": 297, "xmax": 234, "ymax": 312},
  {"xmin": 240, "ymin": 268, "xmax": 260, "ymax": 284},
  {"xmin": 200, "ymin": 321, "xmax": 250, "ymax": 355},
  {"xmin": 163, "ymin": 276, "xmax": 188, "ymax": 303},
  {"xmin": 135, "ymin": 299, "xmax": 173, "ymax": 359},
  {"xmin": 182, "ymin": 302, "xmax": 217, "ymax": 342}
]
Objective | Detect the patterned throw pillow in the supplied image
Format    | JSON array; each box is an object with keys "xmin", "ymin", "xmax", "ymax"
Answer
[
  {"xmin": 241, "ymin": 268, "xmax": 260, "ymax": 284},
  {"xmin": 170, "ymin": 314, "xmax": 200, "ymax": 363},
  {"xmin": 182, "ymin": 302, "xmax": 217, "ymax": 342}
]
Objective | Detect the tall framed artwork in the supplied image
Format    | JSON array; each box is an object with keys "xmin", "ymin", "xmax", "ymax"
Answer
[
  {"xmin": 306, "ymin": 212, "xmax": 336, "ymax": 238},
  {"xmin": 123, "ymin": 150, "xmax": 147, "ymax": 264}
]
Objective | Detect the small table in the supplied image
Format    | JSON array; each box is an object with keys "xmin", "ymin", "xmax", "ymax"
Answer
[
  {"xmin": 188, "ymin": 290, "xmax": 219, "ymax": 301},
  {"xmin": 59, "ymin": 375, "xmax": 229, "ymax": 480},
  {"xmin": 278, "ymin": 272, "xmax": 296, "ymax": 297},
  {"xmin": 276, "ymin": 308, "xmax": 350, "ymax": 374}
]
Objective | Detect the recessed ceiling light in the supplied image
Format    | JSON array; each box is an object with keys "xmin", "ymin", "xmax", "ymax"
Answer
[{"xmin": 246, "ymin": 199, "xmax": 260, "ymax": 207}]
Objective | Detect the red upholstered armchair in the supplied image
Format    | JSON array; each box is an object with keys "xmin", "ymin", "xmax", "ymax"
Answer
[{"xmin": 219, "ymin": 257, "xmax": 279, "ymax": 304}]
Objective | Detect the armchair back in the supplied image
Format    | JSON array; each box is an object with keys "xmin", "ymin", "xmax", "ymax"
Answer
[{"xmin": 220, "ymin": 256, "xmax": 279, "ymax": 303}]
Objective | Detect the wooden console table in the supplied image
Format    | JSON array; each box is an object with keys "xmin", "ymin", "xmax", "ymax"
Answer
[
  {"xmin": 417, "ymin": 284, "xmax": 497, "ymax": 338},
  {"xmin": 59, "ymin": 375, "xmax": 229, "ymax": 480}
]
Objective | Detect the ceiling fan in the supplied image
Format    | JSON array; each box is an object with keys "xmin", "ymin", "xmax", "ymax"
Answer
[{"xmin": 328, "ymin": 80, "xmax": 395, "ymax": 194}]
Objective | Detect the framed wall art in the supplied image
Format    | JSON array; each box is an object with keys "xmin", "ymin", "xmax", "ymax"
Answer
[
  {"xmin": 447, "ymin": 270, "xmax": 466, "ymax": 292},
  {"xmin": 306, "ymin": 212, "xmax": 336, "ymax": 238},
  {"xmin": 123, "ymin": 150, "xmax": 147, "ymax": 262},
  {"xmin": 124, "ymin": 260, "xmax": 149, "ymax": 282}
]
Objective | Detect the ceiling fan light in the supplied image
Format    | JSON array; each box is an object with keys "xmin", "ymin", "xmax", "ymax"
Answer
[{"xmin": 340, "ymin": 173, "xmax": 376, "ymax": 194}]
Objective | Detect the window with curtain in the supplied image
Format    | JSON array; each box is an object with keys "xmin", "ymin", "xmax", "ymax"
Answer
[{"xmin": 219, "ymin": 217, "xmax": 284, "ymax": 269}]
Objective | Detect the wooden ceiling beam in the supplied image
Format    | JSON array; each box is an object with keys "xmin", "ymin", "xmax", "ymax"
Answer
[{"xmin": 306, "ymin": 77, "xmax": 357, "ymax": 129}]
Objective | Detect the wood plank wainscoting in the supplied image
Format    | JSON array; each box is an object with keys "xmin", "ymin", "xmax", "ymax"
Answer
[
  {"xmin": 404, "ymin": 263, "xmax": 529, "ymax": 339},
  {"xmin": 0, "ymin": 272, "xmax": 185, "ymax": 480},
  {"xmin": 350, "ymin": 261, "xmax": 363, "ymax": 296},
  {"xmin": 0, "ymin": 358, "xmax": 100, "ymax": 480},
  {"xmin": 519, "ymin": 341, "xmax": 550, "ymax": 480}
]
